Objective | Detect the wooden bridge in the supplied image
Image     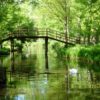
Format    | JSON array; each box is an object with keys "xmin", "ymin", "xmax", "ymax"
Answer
[
  {"xmin": 0, "ymin": 28, "xmax": 82, "ymax": 45},
  {"xmin": 0, "ymin": 28, "xmax": 82, "ymax": 71}
]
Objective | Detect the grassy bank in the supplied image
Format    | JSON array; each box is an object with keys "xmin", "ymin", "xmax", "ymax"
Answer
[
  {"xmin": 0, "ymin": 48, "xmax": 10, "ymax": 55},
  {"xmin": 66, "ymin": 44, "xmax": 100, "ymax": 72}
]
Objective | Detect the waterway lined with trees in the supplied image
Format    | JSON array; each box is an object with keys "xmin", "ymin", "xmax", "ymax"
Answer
[{"xmin": 0, "ymin": 0, "xmax": 100, "ymax": 100}]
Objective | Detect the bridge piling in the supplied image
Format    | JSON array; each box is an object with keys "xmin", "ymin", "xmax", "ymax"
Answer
[
  {"xmin": 0, "ymin": 44, "xmax": 3, "ymax": 49},
  {"xmin": 10, "ymin": 39, "xmax": 15, "ymax": 72},
  {"xmin": 0, "ymin": 67, "xmax": 7, "ymax": 88},
  {"xmin": 45, "ymin": 37, "xmax": 48, "ymax": 69}
]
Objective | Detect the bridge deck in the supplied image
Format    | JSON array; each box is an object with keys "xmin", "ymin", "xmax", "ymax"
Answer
[{"xmin": 0, "ymin": 28, "xmax": 81, "ymax": 44}]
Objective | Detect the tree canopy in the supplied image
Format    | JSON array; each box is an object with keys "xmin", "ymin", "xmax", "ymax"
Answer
[{"xmin": 0, "ymin": 0, "xmax": 100, "ymax": 44}]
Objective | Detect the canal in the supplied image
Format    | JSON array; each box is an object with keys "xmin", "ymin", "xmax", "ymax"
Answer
[{"xmin": 0, "ymin": 41, "xmax": 100, "ymax": 100}]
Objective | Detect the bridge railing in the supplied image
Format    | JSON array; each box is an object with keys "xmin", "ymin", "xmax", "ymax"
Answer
[
  {"xmin": 47, "ymin": 29, "xmax": 66, "ymax": 41},
  {"xmin": 47, "ymin": 29, "xmax": 82, "ymax": 44},
  {"xmin": 0, "ymin": 28, "xmax": 87, "ymax": 45},
  {"xmin": 9, "ymin": 29, "xmax": 36, "ymax": 37},
  {"xmin": 8, "ymin": 28, "xmax": 80, "ymax": 44},
  {"xmin": 9, "ymin": 28, "xmax": 47, "ymax": 37}
]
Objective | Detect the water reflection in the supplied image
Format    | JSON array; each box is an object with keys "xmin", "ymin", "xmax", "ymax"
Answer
[
  {"xmin": 0, "ymin": 53, "xmax": 100, "ymax": 100},
  {"xmin": 0, "ymin": 72, "xmax": 100, "ymax": 100},
  {"xmin": 14, "ymin": 94, "xmax": 25, "ymax": 100}
]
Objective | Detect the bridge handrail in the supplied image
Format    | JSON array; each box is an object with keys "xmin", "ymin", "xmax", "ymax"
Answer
[{"xmin": 0, "ymin": 28, "xmax": 85, "ymax": 44}]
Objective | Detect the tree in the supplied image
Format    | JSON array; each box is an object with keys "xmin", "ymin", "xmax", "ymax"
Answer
[
  {"xmin": 39, "ymin": 0, "xmax": 72, "ymax": 42},
  {"xmin": 75, "ymin": 0, "xmax": 100, "ymax": 44},
  {"xmin": 0, "ymin": 0, "xmax": 36, "ymax": 37}
]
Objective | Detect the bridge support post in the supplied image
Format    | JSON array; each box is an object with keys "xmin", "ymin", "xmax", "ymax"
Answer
[
  {"xmin": 10, "ymin": 39, "xmax": 15, "ymax": 72},
  {"xmin": 0, "ymin": 67, "xmax": 7, "ymax": 88},
  {"xmin": 20, "ymin": 39, "xmax": 25, "ymax": 53},
  {"xmin": 45, "ymin": 38, "xmax": 48, "ymax": 69},
  {"xmin": 0, "ymin": 43, "xmax": 3, "ymax": 49}
]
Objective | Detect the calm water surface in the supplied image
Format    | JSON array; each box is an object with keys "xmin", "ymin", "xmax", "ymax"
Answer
[{"xmin": 0, "ymin": 53, "xmax": 100, "ymax": 100}]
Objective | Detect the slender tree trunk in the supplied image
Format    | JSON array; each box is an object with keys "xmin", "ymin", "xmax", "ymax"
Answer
[
  {"xmin": 0, "ymin": 44, "xmax": 3, "ymax": 48},
  {"xmin": 64, "ymin": 16, "xmax": 68, "ymax": 42},
  {"xmin": 87, "ymin": 34, "xmax": 91, "ymax": 44},
  {"xmin": 95, "ymin": 33, "xmax": 99, "ymax": 44},
  {"xmin": 64, "ymin": 0, "xmax": 70, "ymax": 43},
  {"xmin": 87, "ymin": 1, "xmax": 93, "ymax": 45},
  {"xmin": 89, "ymin": 70, "xmax": 94, "ymax": 82},
  {"xmin": 77, "ymin": 17, "xmax": 82, "ymax": 43},
  {"xmin": 83, "ymin": 36, "xmax": 86, "ymax": 44}
]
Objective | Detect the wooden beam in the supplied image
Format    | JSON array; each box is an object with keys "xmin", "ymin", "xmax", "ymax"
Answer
[
  {"xmin": 10, "ymin": 39, "xmax": 15, "ymax": 72},
  {"xmin": 45, "ymin": 37, "xmax": 49, "ymax": 69}
]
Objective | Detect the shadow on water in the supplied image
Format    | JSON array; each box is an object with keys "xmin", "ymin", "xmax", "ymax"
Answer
[
  {"xmin": 78, "ymin": 57, "xmax": 100, "ymax": 83},
  {"xmin": 0, "ymin": 53, "xmax": 100, "ymax": 100}
]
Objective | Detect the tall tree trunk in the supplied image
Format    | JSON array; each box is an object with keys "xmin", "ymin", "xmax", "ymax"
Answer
[
  {"xmin": 87, "ymin": 34, "xmax": 91, "ymax": 44},
  {"xmin": 64, "ymin": 16, "xmax": 68, "ymax": 42},
  {"xmin": 64, "ymin": 0, "xmax": 70, "ymax": 43},
  {"xmin": 0, "ymin": 44, "xmax": 2, "ymax": 48},
  {"xmin": 95, "ymin": 33, "xmax": 99, "ymax": 44},
  {"xmin": 77, "ymin": 17, "xmax": 82, "ymax": 44}
]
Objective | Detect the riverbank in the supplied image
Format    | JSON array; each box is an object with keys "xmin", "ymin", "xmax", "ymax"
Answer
[
  {"xmin": 66, "ymin": 44, "xmax": 100, "ymax": 71},
  {"xmin": 0, "ymin": 48, "xmax": 10, "ymax": 55}
]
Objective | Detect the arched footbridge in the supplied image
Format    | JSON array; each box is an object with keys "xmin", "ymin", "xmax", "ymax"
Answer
[
  {"xmin": 0, "ymin": 28, "xmax": 82, "ymax": 45},
  {"xmin": 0, "ymin": 28, "xmax": 83, "ymax": 70}
]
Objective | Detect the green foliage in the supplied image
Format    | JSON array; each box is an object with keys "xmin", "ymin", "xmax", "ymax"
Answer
[
  {"xmin": 0, "ymin": 0, "xmax": 100, "ymax": 43},
  {"xmin": 66, "ymin": 45, "xmax": 100, "ymax": 72},
  {"xmin": 0, "ymin": 0, "xmax": 100, "ymax": 73},
  {"xmin": 78, "ymin": 45, "xmax": 100, "ymax": 72},
  {"xmin": 78, "ymin": 46, "xmax": 100, "ymax": 61},
  {"xmin": 0, "ymin": 0, "xmax": 35, "ymax": 37},
  {"xmin": 52, "ymin": 42, "xmax": 66, "ymax": 58},
  {"xmin": 0, "ymin": 47, "xmax": 10, "ymax": 55}
]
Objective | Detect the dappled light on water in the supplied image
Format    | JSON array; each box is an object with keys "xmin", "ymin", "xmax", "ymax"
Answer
[{"xmin": 0, "ymin": 41, "xmax": 100, "ymax": 100}]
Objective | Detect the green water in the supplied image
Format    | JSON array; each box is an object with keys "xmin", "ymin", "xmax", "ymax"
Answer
[
  {"xmin": 0, "ymin": 42, "xmax": 100, "ymax": 100},
  {"xmin": 0, "ymin": 54, "xmax": 99, "ymax": 100}
]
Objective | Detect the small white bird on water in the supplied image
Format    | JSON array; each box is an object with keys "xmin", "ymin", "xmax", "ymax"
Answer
[{"xmin": 69, "ymin": 68, "xmax": 78, "ymax": 76}]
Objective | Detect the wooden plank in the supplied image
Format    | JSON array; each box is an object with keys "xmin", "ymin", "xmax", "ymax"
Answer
[{"xmin": 0, "ymin": 28, "xmax": 83, "ymax": 45}]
